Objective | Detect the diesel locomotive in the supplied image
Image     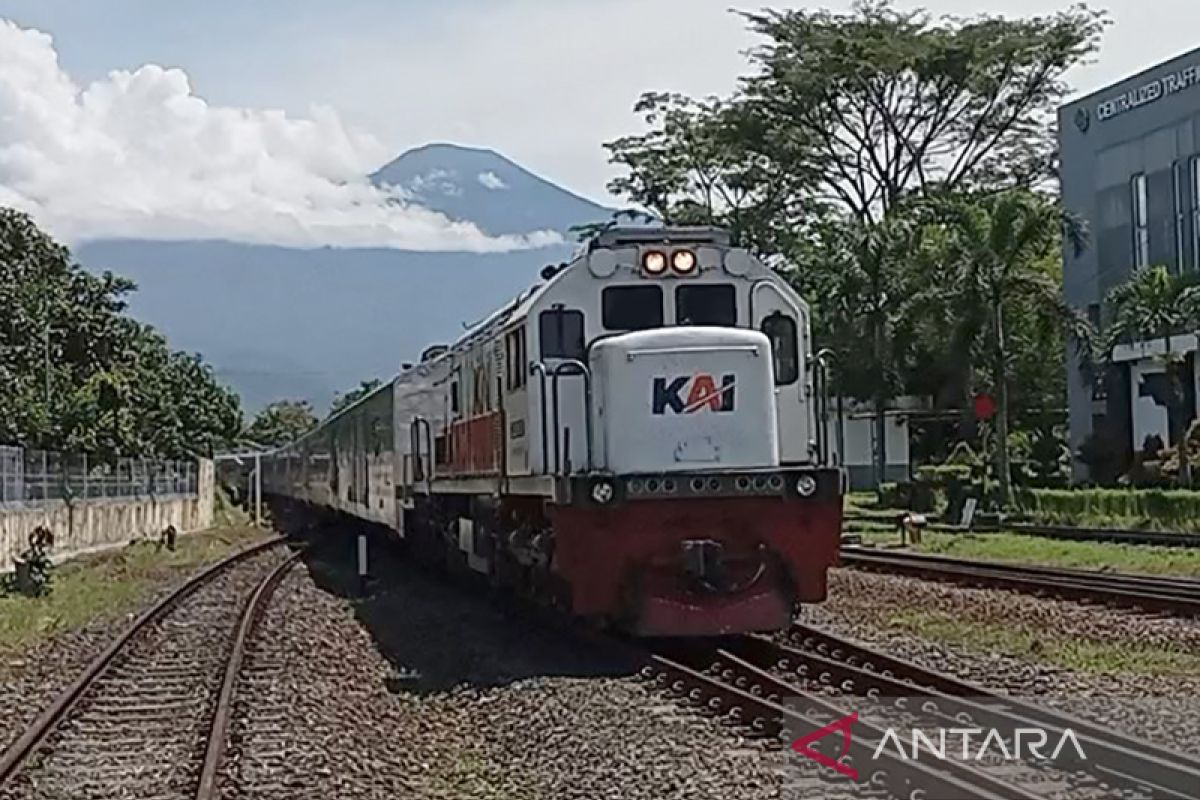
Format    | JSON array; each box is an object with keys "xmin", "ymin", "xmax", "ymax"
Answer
[{"xmin": 260, "ymin": 227, "xmax": 844, "ymax": 636}]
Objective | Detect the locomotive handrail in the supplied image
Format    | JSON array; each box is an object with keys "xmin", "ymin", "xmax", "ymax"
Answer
[
  {"xmin": 813, "ymin": 349, "xmax": 844, "ymax": 468},
  {"xmin": 624, "ymin": 344, "xmax": 762, "ymax": 360},
  {"xmin": 747, "ymin": 279, "xmax": 776, "ymax": 321},
  {"xmin": 549, "ymin": 360, "xmax": 594, "ymax": 475},
  {"xmin": 529, "ymin": 361, "xmax": 550, "ymax": 474}
]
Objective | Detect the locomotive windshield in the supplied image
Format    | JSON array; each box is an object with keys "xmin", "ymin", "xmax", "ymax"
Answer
[
  {"xmin": 602, "ymin": 285, "xmax": 663, "ymax": 330},
  {"xmin": 676, "ymin": 284, "xmax": 736, "ymax": 326}
]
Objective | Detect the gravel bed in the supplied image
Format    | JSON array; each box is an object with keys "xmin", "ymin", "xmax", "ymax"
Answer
[
  {"xmin": 0, "ymin": 531, "xmax": 270, "ymax": 757},
  {"xmin": 801, "ymin": 568, "xmax": 1200, "ymax": 758},
  {"xmin": 218, "ymin": 537, "xmax": 877, "ymax": 800}
]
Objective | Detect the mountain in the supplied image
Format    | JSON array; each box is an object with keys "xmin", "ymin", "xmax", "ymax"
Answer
[
  {"xmin": 372, "ymin": 143, "xmax": 614, "ymax": 237},
  {"xmin": 80, "ymin": 240, "xmax": 568, "ymax": 414},
  {"xmin": 75, "ymin": 145, "xmax": 618, "ymax": 415}
]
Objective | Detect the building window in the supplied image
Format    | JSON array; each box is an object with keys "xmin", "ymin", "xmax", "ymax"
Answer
[
  {"xmin": 602, "ymin": 285, "xmax": 663, "ymax": 330},
  {"xmin": 1132, "ymin": 173, "xmax": 1149, "ymax": 269},
  {"xmin": 1193, "ymin": 157, "xmax": 1200, "ymax": 272},
  {"xmin": 1174, "ymin": 161, "xmax": 1187, "ymax": 273}
]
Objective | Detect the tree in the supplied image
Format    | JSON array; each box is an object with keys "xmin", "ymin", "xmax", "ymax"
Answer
[
  {"xmin": 0, "ymin": 207, "xmax": 242, "ymax": 460},
  {"xmin": 803, "ymin": 212, "xmax": 926, "ymax": 484},
  {"xmin": 926, "ymin": 191, "xmax": 1093, "ymax": 504},
  {"xmin": 602, "ymin": 3, "xmax": 1106, "ymax": 487},
  {"xmin": 329, "ymin": 379, "xmax": 383, "ymax": 417},
  {"xmin": 1102, "ymin": 266, "xmax": 1200, "ymax": 485},
  {"xmin": 604, "ymin": 93, "xmax": 814, "ymax": 255},
  {"xmin": 740, "ymin": 1, "xmax": 1106, "ymax": 223},
  {"xmin": 244, "ymin": 401, "xmax": 318, "ymax": 448}
]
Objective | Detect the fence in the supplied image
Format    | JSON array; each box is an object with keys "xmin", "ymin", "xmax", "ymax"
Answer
[{"xmin": 0, "ymin": 446, "xmax": 199, "ymax": 505}]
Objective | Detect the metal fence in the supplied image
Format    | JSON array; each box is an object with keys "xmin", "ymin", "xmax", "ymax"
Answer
[{"xmin": 0, "ymin": 446, "xmax": 198, "ymax": 505}]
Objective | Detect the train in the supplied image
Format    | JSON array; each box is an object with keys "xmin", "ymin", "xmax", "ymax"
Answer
[{"xmin": 259, "ymin": 226, "xmax": 844, "ymax": 637}]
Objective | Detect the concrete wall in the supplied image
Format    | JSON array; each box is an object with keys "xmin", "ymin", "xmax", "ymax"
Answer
[{"xmin": 0, "ymin": 460, "xmax": 214, "ymax": 570}]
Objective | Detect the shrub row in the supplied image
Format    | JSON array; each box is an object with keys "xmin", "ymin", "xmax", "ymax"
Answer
[{"xmin": 1014, "ymin": 488, "xmax": 1200, "ymax": 530}]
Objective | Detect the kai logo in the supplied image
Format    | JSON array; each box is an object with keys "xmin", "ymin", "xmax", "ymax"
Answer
[{"xmin": 652, "ymin": 373, "xmax": 736, "ymax": 415}]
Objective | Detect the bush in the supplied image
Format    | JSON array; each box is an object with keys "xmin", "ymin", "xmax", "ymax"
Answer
[
  {"xmin": 1014, "ymin": 488, "xmax": 1200, "ymax": 530},
  {"xmin": 3, "ymin": 526, "xmax": 55, "ymax": 597},
  {"xmin": 915, "ymin": 464, "xmax": 973, "ymax": 484},
  {"xmin": 878, "ymin": 482, "xmax": 912, "ymax": 510}
]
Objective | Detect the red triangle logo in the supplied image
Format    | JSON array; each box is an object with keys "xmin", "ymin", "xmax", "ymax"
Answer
[{"xmin": 791, "ymin": 711, "xmax": 860, "ymax": 780}]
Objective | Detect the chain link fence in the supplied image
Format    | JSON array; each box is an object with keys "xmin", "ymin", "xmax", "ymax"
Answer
[{"xmin": 0, "ymin": 445, "xmax": 198, "ymax": 505}]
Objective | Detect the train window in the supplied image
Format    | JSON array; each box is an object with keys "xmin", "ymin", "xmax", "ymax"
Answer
[
  {"xmin": 676, "ymin": 285, "xmax": 736, "ymax": 326},
  {"xmin": 506, "ymin": 329, "xmax": 527, "ymax": 390},
  {"xmin": 602, "ymin": 286, "xmax": 663, "ymax": 330},
  {"xmin": 761, "ymin": 312, "xmax": 799, "ymax": 385},
  {"xmin": 539, "ymin": 309, "xmax": 585, "ymax": 360},
  {"xmin": 517, "ymin": 328, "xmax": 526, "ymax": 386}
]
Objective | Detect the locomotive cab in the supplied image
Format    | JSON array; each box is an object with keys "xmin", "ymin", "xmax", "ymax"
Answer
[{"xmin": 531, "ymin": 228, "xmax": 844, "ymax": 636}]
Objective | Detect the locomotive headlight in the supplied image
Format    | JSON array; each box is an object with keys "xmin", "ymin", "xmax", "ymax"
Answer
[
  {"xmin": 643, "ymin": 251, "xmax": 668, "ymax": 275},
  {"xmin": 795, "ymin": 474, "xmax": 818, "ymax": 498},
  {"xmin": 591, "ymin": 479, "xmax": 616, "ymax": 504},
  {"xmin": 671, "ymin": 249, "xmax": 697, "ymax": 274}
]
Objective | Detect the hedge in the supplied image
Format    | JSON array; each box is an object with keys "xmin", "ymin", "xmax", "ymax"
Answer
[
  {"xmin": 914, "ymin": 464, "xmax": 973, "ymax": 484},
  {"xmin": 1014, "ymin": 488, "xmax": 1200, "ymax": 530}
]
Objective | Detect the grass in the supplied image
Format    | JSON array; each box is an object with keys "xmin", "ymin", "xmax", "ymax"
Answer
[
  {"xmin": 0, "ymin": 525, "xmax": 267, "ymax": 664},
  {"xmin": 887, "ymin": 609, "xmax": 1200, "ymax": 676},
  {"xmin": 843, "ymin": 526, "xmax": 1200, "ymax": 578}
]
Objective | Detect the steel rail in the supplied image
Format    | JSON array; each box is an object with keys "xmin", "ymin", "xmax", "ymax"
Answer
[
  {"xmin": 646, "ymin": 648, "xmax": 1028, "ymax": 800},
  {"xmin": 840, "ymin": 547, "xmax": 1200, "ymax": 616},
  {"xmin": 194, "ymin": 550, "xmax": 304, "ymax": 800},
  {"xmin": 0, "ymin": 535, "xmax": 289, "ymax": 788},
  {"xmin": 779, "ymin": 622, "xmax": 1200, "ymax": 797}
]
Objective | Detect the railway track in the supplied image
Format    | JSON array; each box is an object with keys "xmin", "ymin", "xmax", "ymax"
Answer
[
  {"xmin": 0, "ymin": 536, "xmax": 301, "ymax": 800},
  {"xmin": 840, "ymin": 546, "xmax": 1200, "ymax": 617},
  {"xmin": 644, "ymin": 624, "xmax": 1200, "ymax": 799}
]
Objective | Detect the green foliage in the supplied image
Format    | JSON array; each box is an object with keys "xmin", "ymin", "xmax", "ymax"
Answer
[
  {"xmin": 1014, "ymin": 487, "xmax": 1200, "ymax": 531},
  {"xmin": 877, "ymin": 482, "xmax": 909, "ymax": 510},
  {"xmin": 603, "ymin": 2, "xmax": 1107, "ymax": 485},
  {"xmin": 244, "ymin": 400, "xmax": 318, "ymax": 448},
  {"xmin": 2, "ymin": 527, "xmax": 55, "ymax": 598},
  {"xmin": 0, "ymin": 208, "xmax": 242, "ymax": 460},
  {"xmin": 329, "ymin": 379, "xmax": 384, "ymax": 417},
  {"xmin": 915, "ymin": 464, "xmax": 972, "ymax": 484},
  {"xmin": 1101, "ymin": 265, "xmax": 1200, "ymax": 484}
]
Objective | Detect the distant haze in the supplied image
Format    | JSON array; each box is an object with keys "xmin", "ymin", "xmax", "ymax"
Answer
[{"xmin": 78, "ymin": 144, "xmax": 613, "ymax": 413}]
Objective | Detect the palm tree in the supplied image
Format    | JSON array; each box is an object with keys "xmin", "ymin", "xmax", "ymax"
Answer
[
  {"xmin": 928, "ymin": 191, "xmax": 1093, "ymax": 506},
  {"xmin": 1103, "ymin": 266, "xmax": 1200, "ymax": 485},
  {"xmin": 818, "ymin": 214, "xmax": 922, "ymax": 488}
]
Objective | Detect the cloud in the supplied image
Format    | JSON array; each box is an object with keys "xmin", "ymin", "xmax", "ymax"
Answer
[
  {"xmin": 477, "ymin": 171, "xmax": 507, "ymax": 190},
  {"xmin": 0, "ymin": 19, "xmax": 560, "ymax": 251}
]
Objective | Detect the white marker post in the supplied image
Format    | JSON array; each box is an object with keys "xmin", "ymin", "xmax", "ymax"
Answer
[{"xmin": 357, "ymin": 533, "xmax": 369, "ymax": 595}]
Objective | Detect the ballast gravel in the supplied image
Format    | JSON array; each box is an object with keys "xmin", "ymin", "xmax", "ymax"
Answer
[
  {"xmin": 219, "ymin": 540, "xmax": 804, "ymax": 800},
  {"xmin": 804, "ymin": 568, "xmax": 1200, "ymax": 759},
  {"xmin": 0, "ymin": 529, "xmax": 269, "ymax": 757}
]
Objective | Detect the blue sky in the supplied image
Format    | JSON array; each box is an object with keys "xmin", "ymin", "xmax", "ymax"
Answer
[{"xmin": 0, "ymin": 0, "xmax": 1196, "ymax": 247}]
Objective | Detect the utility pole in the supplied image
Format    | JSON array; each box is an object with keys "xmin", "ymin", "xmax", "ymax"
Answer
[{"xmin": 254, "ymin": 452, "xmax": 262, "ymax": 527}]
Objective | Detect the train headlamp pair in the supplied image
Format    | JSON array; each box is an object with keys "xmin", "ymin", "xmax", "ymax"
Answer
[{"xmin": 642, "ymin": 249, "xmax": 697, "ymax": 276}]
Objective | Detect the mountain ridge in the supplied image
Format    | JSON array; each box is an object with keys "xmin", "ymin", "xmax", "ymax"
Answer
[{"xmin": 77, "ymin": 143, "xmax": 613, "ymax": 413}]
